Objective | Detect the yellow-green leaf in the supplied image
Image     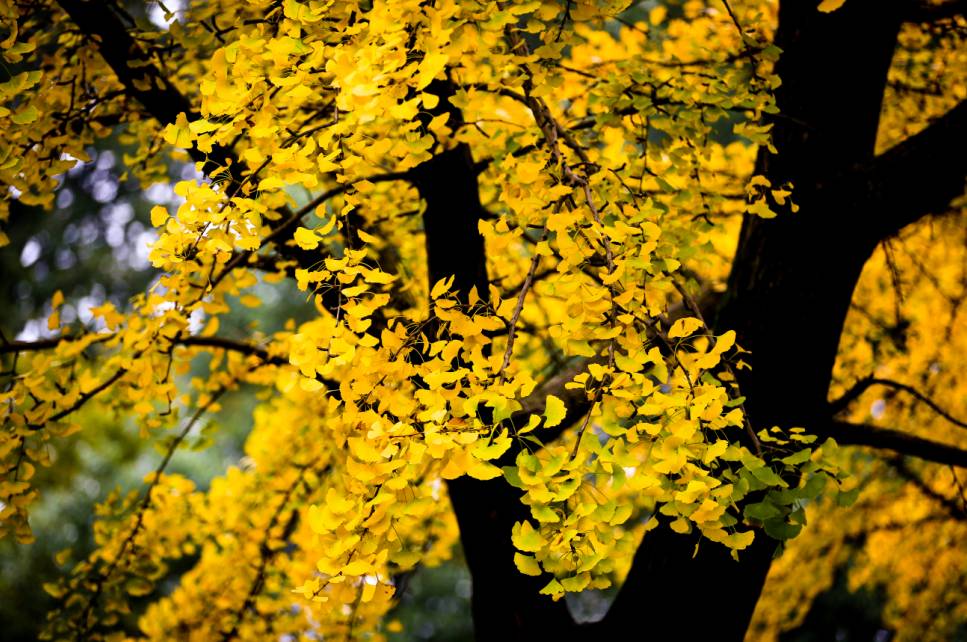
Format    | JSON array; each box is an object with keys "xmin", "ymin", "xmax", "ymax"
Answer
[
  {"xmin": 11, "ymin": 104, "xmax": 39, "ymax": 125},
  {"xmin": 294, "ymin": 227, "xmax": 320, "ymax": 250},
  {"xmin": 669, "ymin": 317, "xmax": 703, "ymax": 339},
  {"xmin": 543, "ymin": 394, "xmax": 566, "ymax": 428},
  {"xmin": 513, "ymin": 553, "xmax": 542, "ymax": 576}
]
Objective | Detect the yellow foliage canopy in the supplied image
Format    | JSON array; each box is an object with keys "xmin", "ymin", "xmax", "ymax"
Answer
[{"xmin": 0, "ymin": 0, "xmax": 964, "ymax": 640}]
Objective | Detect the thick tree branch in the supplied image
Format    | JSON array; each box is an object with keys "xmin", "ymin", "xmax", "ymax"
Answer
[
  {"xmin": 604, "ymin": 417, "xmax": 967, "ymax": 635},
  {"xmin": 850, "ymin": 99, "xmax": 967, "ymax": 242},
  {"xmin": 41, "ymin": 366, "xmax": 127, "ymax": 427},
  {"xmin": 1, "ymin": 333, "xmax": 290, "ymax": 369},
  {"xmin": 829, "ymin": 375, "xmax": 967, "ymax": 429},
  {"xmin": 412, "ymin": 77, "xmax": 575, "ymax": 636},
  {"xmin": 904, "ymin": 0, "xmax": 967, "ymax": 22},
  {"xmin": 887, "ymin": 456, "xmax": 966, "ymax": 518},
  {"xmin": 175, "ymin": 336, "xmax": 284, "ymax": 365},
  {"xmin": 0, "ymin": 335, "xmax": 89, "ymax": 355},
  {"xmin": 56, "ymin": 0, "xmax": 399, "ymax": 293},
  {"xmin": 55, "ymin": 0, "xmax": 231, "ymax": 177},
  {"xmin": 9, "ymin": 333, "xmax": 335, "ymax": 431},
  {"xmin": 497, "ymin": 292, "xmax": 710, "ymax": 462},
  {"xmin": 175, "ymin": 335, "xmax": 342, "ymax": 394},
  {"xmin": 819, "ymin": 420, "xmax": 967, "ymax": 467}
]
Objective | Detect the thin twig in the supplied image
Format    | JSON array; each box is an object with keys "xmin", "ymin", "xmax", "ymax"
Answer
[
  {"xmin": 672, "ymin": 278, "xmax": 761, "ymax": 455},
  {"xmin": 74, "ymin": 383, "xmax": 231, "ymax": 639},
  {"xmin": 496, "ymin": 227, "xmax": 547, "ymax": 380}
]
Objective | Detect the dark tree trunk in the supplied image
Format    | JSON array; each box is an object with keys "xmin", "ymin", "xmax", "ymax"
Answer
[
  {"xmin": 717, "ymin": 0, "xmax": 904, "ymax": 428},
  {"xmin": 401, "ymin": 2, "xmax": 949, "ymax": 640},
  {"xmin": 601, "ymin": 524, "xmax": 776, "ymax": 639},
  {"xmin": 416, "ymin": 82, "xmax": 578, "ymax": 638},
  {"xmin": 617, "ymin": 4, "xmax": 908, "ymax": 639},
  {"xmin": 602, "ymin": 2, "xmax": 907, "ymax": 639}
]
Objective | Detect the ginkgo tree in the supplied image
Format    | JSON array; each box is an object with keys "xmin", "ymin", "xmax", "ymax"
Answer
[{"xmin": 1, "ymin": 0, "xmax": 965, "ymax": 640}]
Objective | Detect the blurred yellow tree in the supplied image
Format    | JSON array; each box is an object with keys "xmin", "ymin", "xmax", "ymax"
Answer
[{"xmin": 0, "ymin": 0, "xmax": 964, "ymax": 640}]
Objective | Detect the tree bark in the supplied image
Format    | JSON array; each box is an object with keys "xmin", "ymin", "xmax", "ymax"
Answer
[
  {"xmin": 717, "ymin": 0, "xmax": 905, "ymax": 425},
  {"xmin": 416, "ymin": 80, "xmax": 578, "ymax": 638},
  {"xmin": 56, "ymin": 0, "xmax": 233, "ymax": 179},
  {"xmin": 605, "ymin": 2, "xmax": 917, "ymax": 640},
  {"xmin": 416, "ymin": 1, "xmax": 967, "ymax": 638}
]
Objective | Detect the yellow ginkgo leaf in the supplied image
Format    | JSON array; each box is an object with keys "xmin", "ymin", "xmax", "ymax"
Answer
[
  {"xmin": 513, "ymin": 553, "xmax": 542, "ymax": 576},
  {"xmin": 668, "ymin": 317, "xmax": 703, "ymax": 339},
  {"xmin": 543, "ymin": 394, "xmax": 567, "ymax": 428},
  {"xmin": 817, "ymin": 0, "xmax": 847, "ymax": 12},
  {"xmin": 162, "ymin": 113, "xmax": 193, "ymax": 148},
  {"xmin": 293, "ymin": 227, "xmax": 320, "ymax": 250}
]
